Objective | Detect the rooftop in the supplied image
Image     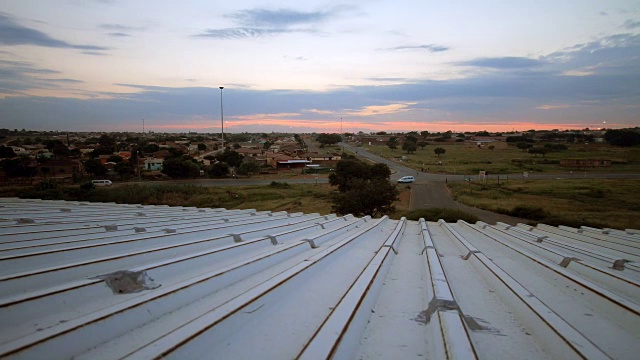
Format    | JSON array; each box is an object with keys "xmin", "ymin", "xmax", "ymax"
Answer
[{"xmin": 0, "ymin": 198, "xmax": 638, "ymax": 359}]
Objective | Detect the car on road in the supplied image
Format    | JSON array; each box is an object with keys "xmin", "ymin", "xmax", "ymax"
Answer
[
  {"xmin": 92, "ymin": 180, "xmax": 113, "ymax": 187},
  {"xmin": 397, "ymin": 176, "xmax": 415, "ymax": 183}
]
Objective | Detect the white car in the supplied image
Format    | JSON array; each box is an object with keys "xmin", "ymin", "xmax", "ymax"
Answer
[
  {"xmin": 397, "ymin": 176, "xmax": 415, "ymax": 183},
  {"xmin": 92, "ymin": 180, "xmax": 113, "ymax": 187}
]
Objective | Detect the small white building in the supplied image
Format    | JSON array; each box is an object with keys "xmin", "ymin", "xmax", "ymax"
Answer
[{"xmin": 144, "ymin": 158, "xmax": 164, "ymax": 171}]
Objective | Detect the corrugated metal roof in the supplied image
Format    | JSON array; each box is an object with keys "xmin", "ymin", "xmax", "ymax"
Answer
[{"xmin": 0, "ymin": 198, "xmax": 638, "ymax": 359}]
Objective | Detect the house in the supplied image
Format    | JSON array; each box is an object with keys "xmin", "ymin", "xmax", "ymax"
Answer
[
  {"xmin": 277, "ymin": 159, "xmax": 311, "ymax": 169},
  {"xmin": 237, "ymin": 148, "xmax": 263, "ymax": 157},
  {"xmin": 144, "ymin": 158, "xmax": 164, "ymax": 171}
]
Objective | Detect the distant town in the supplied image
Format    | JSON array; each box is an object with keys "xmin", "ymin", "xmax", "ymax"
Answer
[{"xmin": 0, "ymin": 127, "xmax": 638, "ymax": 185}]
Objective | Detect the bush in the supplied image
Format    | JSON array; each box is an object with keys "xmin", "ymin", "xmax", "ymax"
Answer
[
  {"xmin": 402, "ymin": 208, "xmax": 479, "ymax": 223},
  {"xmin": 80, "ymin": 181, "xmax": 95, "ymax": 191},
  {"xmin": 505, "ymin": 205, "xmax": 548, "ymax": 220},
  {"xmin": 270, "ymin": 181, "xmax": 291, "ymax": 188},
  {"xmin": 36, "ymin": 178, "xmax": 58, "ymax": 190}
]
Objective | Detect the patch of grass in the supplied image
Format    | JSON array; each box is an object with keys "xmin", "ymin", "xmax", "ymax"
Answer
[
  {"xmin": 448, "ymin": 178, "xmax": 640, "ymax": 230},
  {"xmin": 5, "ymin": 183, "xmax": 335, "ymax": 215},
  {"xmin": 360, "ymin": 142, "xmax": 640, "ymax": 175}
]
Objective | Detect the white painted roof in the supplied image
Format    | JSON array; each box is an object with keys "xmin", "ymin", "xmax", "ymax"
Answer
[{"xmin": 0, "ymin": 198, "xmax": 638, "ymax": 359}]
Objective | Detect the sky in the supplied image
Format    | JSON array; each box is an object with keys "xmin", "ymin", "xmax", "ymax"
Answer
[{"xmin": 0, "ymin": 0, "xmax": 639, "ymax": 134}]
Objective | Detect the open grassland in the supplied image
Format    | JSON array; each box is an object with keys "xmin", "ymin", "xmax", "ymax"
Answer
[
  {"xmin": 448, "ymin": 178, "xmax": 640, "ymax": 230},
  {"xmin": 2, "ymin": 183, "xmax": 335, "ymax": 215},
  {"xmin": 361, "ymin": 142, "xmax": 640, "ymax": 174}
]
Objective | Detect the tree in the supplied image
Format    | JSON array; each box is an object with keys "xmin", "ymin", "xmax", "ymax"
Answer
[
  {"xmin": 0, "ymin": 157, "xmax": 37, "ymax": 177},
  {"xmin": 405, "ymin": 134, "xmax": 418, "ymax": 143},
  {"xmin": 237, "ymin": 159, "xmax": 261, "ymax": 177},
  {"xmin": 420, "ymin": 131, "xmax": 429, "ymax": 139},
  {"xmin": 50, "ymin": 141, "xmax": 70, "ymax": 159},
  {"xmin": 233, "ymin": 143, "xmax": 241, "ymax": 149},
  {"xmin": 417, "ymin": 141, "xmax": 428, "ymax": 150},
  {"xmin": 516, "ymin": 142, "xmax": 533, "ymax": 152},
  {"xmin": 316, "ymin": 133, "xmax": 342, "ymax": 145},
  {"xmin": 528, "ymin": 147, "xmax": 548, "ymax": 157},
  {"xmin": 197, "ymin": 143, "xmax": 207, "ymax": 152},
  {"xmin": 114, "ymin": 161, "xmax": 135, "ymax": 179},
  {"xmin": 387, "ymin": 137, "xmax": 398, "ymax": 151},
  {"xmin": 216, "ymin": 149, "xmax": 244, "ymax": 168},
  {"xmin": 0, "ymin": 145, "xmax": 16, "ymax": 158},
  {"xmin": 604, "ymin": 129, "xmax": 640, "ymax": 147},
  {"xmin": 161, "ymin": 157, "xmax": 200, "ymax": 178},
  {"xmin": 329, "ymin": 159, "xmax": 372, "ymax": 192},
  {"xmin": 263, "ymin": 141, "xmax": 272, "ymax": 150},
  {"xmin": 402, "ymin": 141, "xmax": 417, "ymax": 154},
  {"xmin": 370, "ymin": 163, "xmax": 392, "ymax": 179},
  {"xmin": 208, "ymin": 162, "xmax": 230, "ymax": 177},
  {"xmin": 488, "ymin": 145, "xmax": 495, "ymax": 150},
  {"xmin": 434, "ymin": 147, "xmax": 446, "ymax": 158},
  {"xmin": 84, "ymin": 158, "xmax": 107, "ymax": 176},
  {"xmin": 144, "ymin": 143, "xmax": 160, "ymax": 153},
  {"xmin": 331, "ymin": 178, "xmax": 399, "ymax": 217},
  {"xmin": 98, "ymin": 134, "xmax": 116, "ymax": 150},
  {"xmin": 328, "ymin": 158, "xmax": 398, "ymax": 216}
]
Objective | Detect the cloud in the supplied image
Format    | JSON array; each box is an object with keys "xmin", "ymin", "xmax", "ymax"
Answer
[
  {"xmin": 536, "ymin": 104, "xmax": 572, "ymax": 110},
  {"xmin": 305, "ymin": 109, "xmax": 336, "ymax": 115},
  {"xmin": 366, "ymin": 77, "xmax": 410, "ymax": 82},
  {"xmin": 226, "ymin": 8, "xmax": 335, "ymax": 27},
  {"xmin": 99, "ymin": 23, "xmax": 140, "ymax": 31},
  {"xmin": 0, "ymin": 59, "xmax": 86, "ymax": 95},
  {"xmin": 381, "ymin": 44, "xmax": 449, "ymax": 52},
  {"xmin": 343, "ymin": 103, "xmax": 416, "ymax": 117},
  {"xmin": 82, "ymin": 51, "xmax": 109, "ymax": 56},
  {"xmin": 0, "ymin": 12, "xmax": 108, "ymax": 51},
  {"xmin": 107, "ymin": 32, "xmax": 131, "ymax": 37},
  {"xmin": 623, "ymin": 19, "xmax": 640, "ymax": 29},
  {"xmin": 195, "ymin": 6, "xmax": 351, "ymax": 40},
  {"xmin": 459, "ymin": 57, "xmax": 544, "ymax": 69},
  {"xmin": 194, "ymin": 27, "xmax": 311, "ymax": 39},
  {"xmin": 562, "ymin": 69, "xmax": 595, "ymax": 76},
  {"xmin": 99, "ymin": 23, "xmax": 143, "ymax": 37},
  {"xmin": 43, "ymin": 78, "xmax": 84, "ymax": 83}
]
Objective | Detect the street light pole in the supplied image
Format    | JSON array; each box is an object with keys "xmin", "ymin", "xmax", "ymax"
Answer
[
  {"xmin": 219, "ymin": 86, "xmax": 224, "ymax": 149},
  {"xmin": 340, "ymin": 117, "xmax": 344, "ymax": 153}
]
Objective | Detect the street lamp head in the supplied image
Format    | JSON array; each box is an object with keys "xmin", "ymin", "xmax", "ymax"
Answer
[{"xmin": 219, "ymin": 86, "xmax": 224, "ymax": 90}]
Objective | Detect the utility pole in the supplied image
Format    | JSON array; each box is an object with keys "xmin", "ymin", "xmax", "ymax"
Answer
[{"xmin": 219, "ymin": 86, "xmax": 224, "ymax": 149}]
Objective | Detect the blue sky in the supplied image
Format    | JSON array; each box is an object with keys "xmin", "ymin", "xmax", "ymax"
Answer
[{"xmin": 0, "ymin": 0, "xmax": 639, "ymax": 133}]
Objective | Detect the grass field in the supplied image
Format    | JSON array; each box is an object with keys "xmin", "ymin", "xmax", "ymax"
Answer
[
  {"xmin": 360, "ymin": 142, "xmax": 640, "ymax": 175},
  {"xmin": 448, "ymin": 178, "xmax": 640, "ymax": 230}
]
